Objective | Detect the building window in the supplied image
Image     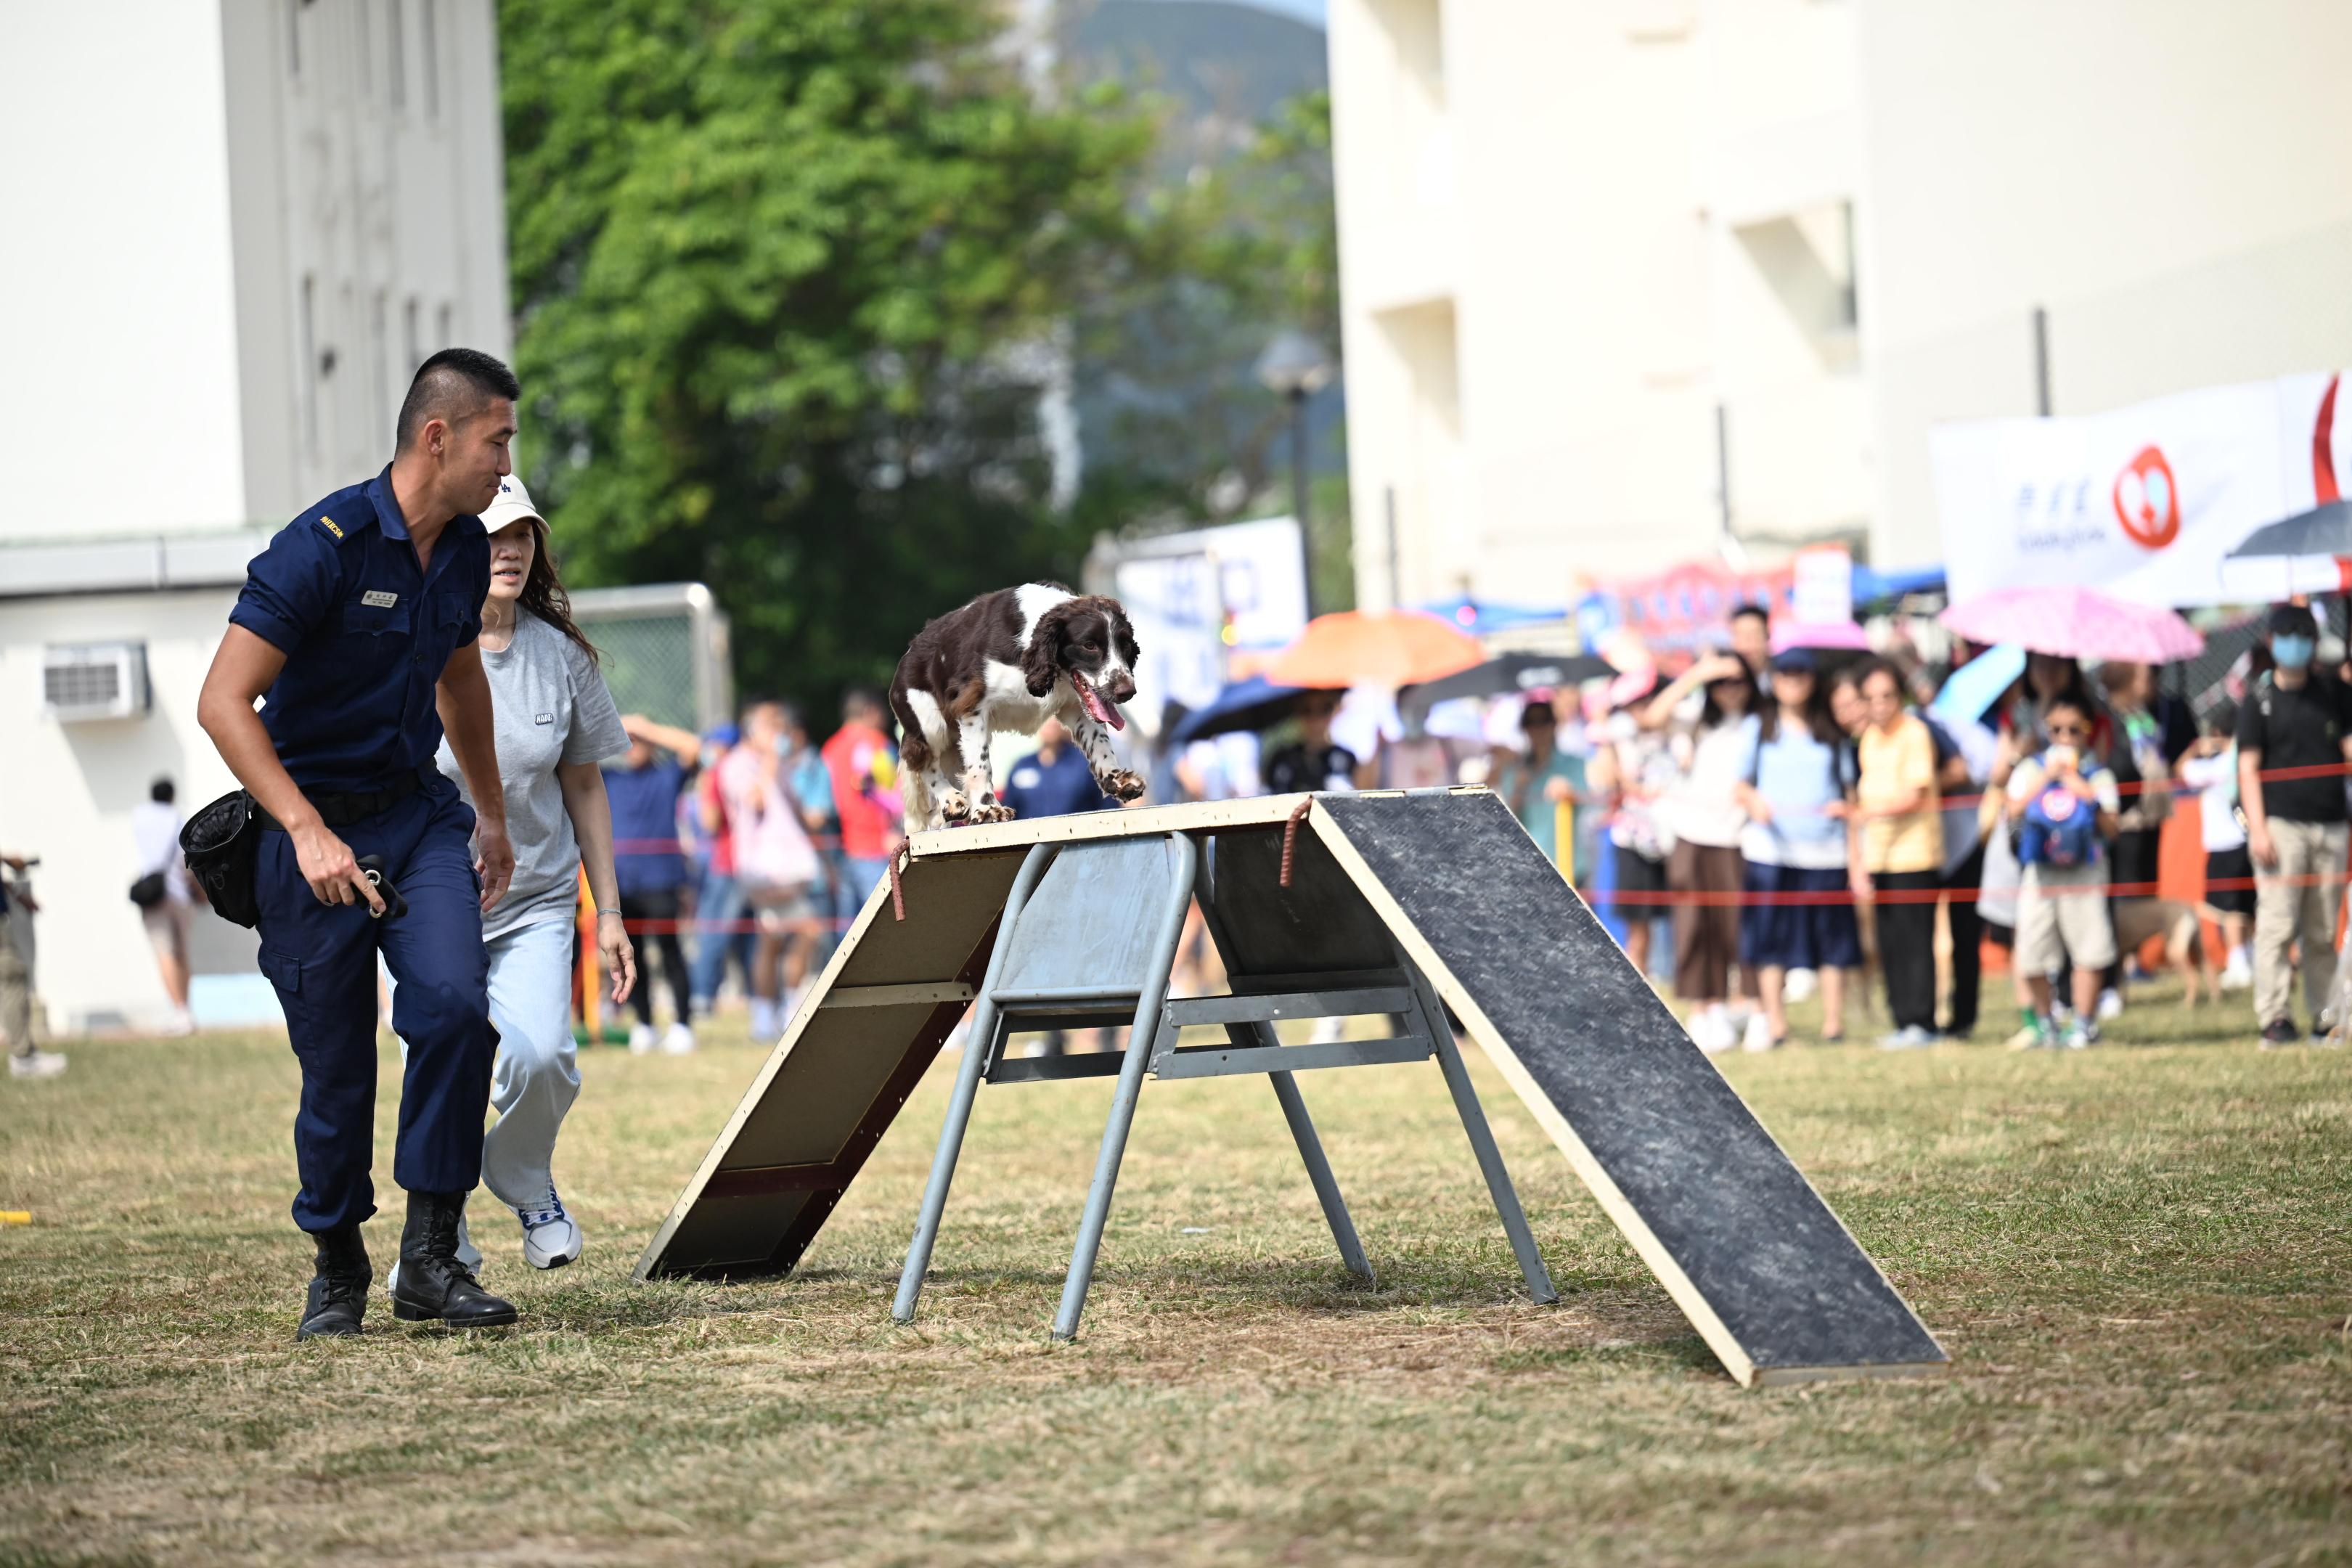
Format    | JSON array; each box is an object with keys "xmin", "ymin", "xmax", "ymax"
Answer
[
  {"xmin": 422, "ymin": 0, "xmax": 440, "ymax": 119},
  {"xmin": 404, "ymin": 297, "xmax": 421, "ymax": 375},
  {"xmin": 300, "ymin": 275, "xmax": 319, "ymax": 454},
  {"xmin": 388, "ymin": 0, "xmax": 406, "ymax": 110}
]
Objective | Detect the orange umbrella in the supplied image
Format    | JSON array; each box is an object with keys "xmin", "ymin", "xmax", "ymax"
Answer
[{"xmin": 1265, "ymin": 610, "xmax": 1485, "ymax": 689}]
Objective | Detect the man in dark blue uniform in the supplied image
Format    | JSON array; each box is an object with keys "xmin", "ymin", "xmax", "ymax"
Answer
[{"xmin": 198, "ymin": 348, "xmax": 523, "ymax": 1339}]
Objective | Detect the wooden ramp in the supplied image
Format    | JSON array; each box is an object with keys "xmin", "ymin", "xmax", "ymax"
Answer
[{"xmin": 635, "ymin": 790, "xmax": 1946, "ymax": 1387}]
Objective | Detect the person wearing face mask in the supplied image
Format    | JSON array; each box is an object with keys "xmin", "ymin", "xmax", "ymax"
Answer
[{"xmin": 2235, "ymin": 603, "xmax": 2352, "ymax": 1045}]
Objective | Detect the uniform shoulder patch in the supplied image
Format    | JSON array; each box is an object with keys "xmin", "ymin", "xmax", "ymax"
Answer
[{"xmin": 316, "ymin": 514, "xmax": 345, "ymax": 540}]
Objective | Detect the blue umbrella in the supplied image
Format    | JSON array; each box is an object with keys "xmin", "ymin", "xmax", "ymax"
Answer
[
  {"xmin": 1170, "ymin": 676, "xmax": 1328, "ymax": 744},
  {"xmin": 1932, "ymin": 643, "xmax": 2026, "ymax": 723},
  {"xmin": 1416, "ymin": 595, "xmax": 1569, "ymax": 636}
]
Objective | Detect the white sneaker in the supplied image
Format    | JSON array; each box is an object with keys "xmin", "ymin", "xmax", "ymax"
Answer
[
  {"xmin": 1784, "ymin": 968, "xmax": 1818, "ymax": 1003},
  {"xmin": 2095, "ymin": 987, "xmax": 2124, "ymax": 1023},
  {"xmin": 748, "ymin": 999, "xmax": 780, "ymax": 1043},
  {"xmin": 159, "ymin": 1009, "xmax": 196, "ymax": 1038},
  {"xmin": 1689, "ymin": 1007, "xmax": 1735, "ymax": 1055},
  {"xmin": 1310, "ymin": 1015, "xmax": 1348, "ymax": 1045},
  {"xmin": 515, "ymin": 1192, "xmax": 583, "ymax": 1270},
  {"xmin": 660, "ymin": 1021, "xmax": 697, "ymax": 1055},
  {"xmin": 1741, "ymin": 1013, "xmax": 1781, "ymax": 1053},
  {"xmin": 1879, "ymin": 1024, "xmax": 1937, "ymax": 1050},
  {"xmin": 2220, "ymin": 953, "xmax": 2254, "ymax": 992},
  {"xmin": 628, "ymin": 1022, "xmax": 657, "ymax": 1055},
  {"xmin": 8, "ymin": 1050, "xmax": 66, "ymax": 1079}
]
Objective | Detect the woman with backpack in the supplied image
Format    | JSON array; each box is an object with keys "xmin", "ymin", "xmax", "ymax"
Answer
[{"xmin": 1733, "ymin": 650, "xmax": 1861, "ymax": 1049}]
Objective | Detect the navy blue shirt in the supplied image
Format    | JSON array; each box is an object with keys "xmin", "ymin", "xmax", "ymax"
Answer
[
  {"xmin": 999, "ymin": 745, "xmax": 1116, "ymax": 820},
  {"xmin": 228, "ymin": 467, "xmax": 490, "ymax": 793},
  {"xmin": 605, "ymin": 756, "xmax": 689, "ymax": 894}
]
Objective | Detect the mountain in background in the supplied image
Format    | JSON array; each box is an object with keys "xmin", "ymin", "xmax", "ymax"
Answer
[
  {"xmin": 1065, "ymin": 0, "xmax": 1327, "ymax": 171},
  {"xmin": 1060, "ymin": 0, "xmax": 1348, "ymax": 605}
]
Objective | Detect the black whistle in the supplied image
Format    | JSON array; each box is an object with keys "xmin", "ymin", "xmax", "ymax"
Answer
[{"xmin": 354, "ymin": 855, "xmax": 409, "ymax": 920}]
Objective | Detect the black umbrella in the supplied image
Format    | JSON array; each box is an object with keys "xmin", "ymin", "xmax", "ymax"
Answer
[
  {"xmin": 1400, "ymin": 653, "xmax": 1613, "ymax": 716},
  {"xmin": 2225, "ymin": 499, "xmax": 2352, "ymax": 560},
  {"xmin": 1169, "ymin": 676, "xmax": 1336, "ymax": 744}
]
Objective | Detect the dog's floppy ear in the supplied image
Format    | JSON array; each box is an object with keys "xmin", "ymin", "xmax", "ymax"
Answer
[
  {"xmin": 1023, "ymin": 601, "xmax": 1074, "ymax": 697},
  {"xmin": 1108, "ymin": 603, "xmax": 1140, "ymax": 669}
]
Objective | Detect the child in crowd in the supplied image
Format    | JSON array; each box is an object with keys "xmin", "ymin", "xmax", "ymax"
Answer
[
  {"xmin": 2007, "ymin": 693, "xmax": 2122, "ymax": 1048},
  {"xmin": 2176, "ymin": 701, "xmax": 2256, "ymax": 992}
]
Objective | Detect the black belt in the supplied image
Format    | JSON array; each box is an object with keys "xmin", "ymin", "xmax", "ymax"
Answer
[{"xmin": 254, "ymin": 772, "xmax": 422, "ymax": 833}]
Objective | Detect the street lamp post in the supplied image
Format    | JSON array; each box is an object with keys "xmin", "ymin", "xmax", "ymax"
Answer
[{"xmin": 1255, "ymin": 330, "xmax": 1336, "ymax": 616}]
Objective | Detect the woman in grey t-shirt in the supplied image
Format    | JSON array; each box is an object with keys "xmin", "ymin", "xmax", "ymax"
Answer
[{"xmin": 415, "ymin": 475, "xmax": 635, "ymax": 1279}]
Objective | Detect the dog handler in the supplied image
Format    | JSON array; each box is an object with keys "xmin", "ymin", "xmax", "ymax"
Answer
[
  {"xmin": 388, "ymin": 473, "xmax": 636, "ymax": 1288},
  {"xmin": 197, "ymin": 349, "xmax": 523, "ymax": 1339}
]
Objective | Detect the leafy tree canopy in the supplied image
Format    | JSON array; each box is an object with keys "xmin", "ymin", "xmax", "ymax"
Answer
[{"xmin": 501, "ymin": 0, "xmax": 1154, "ymax": 706}]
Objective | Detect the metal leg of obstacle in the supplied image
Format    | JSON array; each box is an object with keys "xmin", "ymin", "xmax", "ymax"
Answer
[
  {"xmin": 892, "ymin": 843, "xmax": 1059, "ymax": 1323},
  {"xmin": 1410, "ymin": 967, "xmax": 1558, "ymax": 1305},
  {"xmin": 1052, "ymin": 833, "xmax": 1199, "ymax": 1340},
  {"xmin": 1265, "ymin": 1058, "xmax": 1374, "ymax": 1281},
  {"xmin": 1192, "ymin": 844, "xmax": 1373, "ymax": 1282}
]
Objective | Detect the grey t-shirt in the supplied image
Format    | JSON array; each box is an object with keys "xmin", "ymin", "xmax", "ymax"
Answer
[{"xmin": 435, "ymin": 608, "xmax": 629, "ymax": 940}]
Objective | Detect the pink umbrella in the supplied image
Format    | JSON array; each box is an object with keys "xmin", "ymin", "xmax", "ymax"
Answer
[{"xmin": 1940, "ymin": 586, "xmax": 2204, "ymax": 663}]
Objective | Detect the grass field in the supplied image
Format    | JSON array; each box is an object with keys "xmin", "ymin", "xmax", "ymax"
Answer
[{"xmin": 4, "ymin": 979, "xmax": 2350, "ymax": 1567}]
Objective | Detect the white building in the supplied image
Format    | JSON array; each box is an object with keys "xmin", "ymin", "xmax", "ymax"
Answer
[
  {"xmin": 1327, "ymin": 0, "xmax": 2352, "ymax": 607},
  {"xmin": 0, "ymin": 0, "xmax": 511, "ymax": 1034}
]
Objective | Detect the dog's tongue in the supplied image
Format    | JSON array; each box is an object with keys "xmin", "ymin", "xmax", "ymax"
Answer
[{"xmin": 1076, "ymin": 674, "xmax": 1124, "ymax": 730}]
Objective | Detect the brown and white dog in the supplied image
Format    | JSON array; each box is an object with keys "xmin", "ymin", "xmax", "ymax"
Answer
[{"xmin": 889, "ymin": 583, "xmax": 1147, "ymax": 833}]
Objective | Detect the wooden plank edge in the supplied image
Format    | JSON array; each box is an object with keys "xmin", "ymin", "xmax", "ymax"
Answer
[
  {"xmin": 1752, "ymin": 1360, "xmax": 1950, "ymax": 1387},
  {"xmin": 629, "ymin": 860, "xmax": 924, "ymax": 1283},
  {"xmin": 908, "ymin": 794, "xmax": 1317, "ymax": 857},
  {"xmin": 1304, "ymin": 803, "xmax": 1763, "ymax": 1389}
]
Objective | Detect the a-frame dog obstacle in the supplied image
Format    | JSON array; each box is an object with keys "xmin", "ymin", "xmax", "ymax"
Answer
[{"xmin": 634, "ymin": 789, "xmax": 1946, "ymax": 1387}]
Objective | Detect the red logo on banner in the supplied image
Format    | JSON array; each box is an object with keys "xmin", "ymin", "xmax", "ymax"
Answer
[{"xmin": 2112, "ymin": 445, "xmax": 2180, "ymax": 548}]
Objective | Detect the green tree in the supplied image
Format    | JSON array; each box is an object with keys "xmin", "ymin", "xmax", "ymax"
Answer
[{"xmin": 500, "ymin": 0, "xmax": 1153, "ymax": 706}]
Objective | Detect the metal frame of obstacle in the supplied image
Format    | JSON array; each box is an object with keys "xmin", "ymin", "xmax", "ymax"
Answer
[
  {"xmin": 891, "ymin": 829, "xmax": 1556, "ymax": 1339},
  {"xmin": 634, "ymin": 789, "xmax": 1948, "ymax": 1387}
]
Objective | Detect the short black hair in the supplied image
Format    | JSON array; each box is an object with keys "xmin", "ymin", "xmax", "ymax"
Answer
[
  {"xmin": 2043, "ymin": 691, "xmax": 2096, "ymax": 727},
  {"xmin": 2266, "ymin": 602, "xmax": 2319, "ymax": 639},
  {"xmin": 396, "ymin": 348, "xmax": 520, "ymax": 452},
  {"xmin": 150, "ymin": 777, "xmax": 175, "ymax": 804},
  {"xmin": 1731, "ymin": 603, "xmax": 1770, "ymax": 627},
  {"xmin": 843, "ymin": 686, "xmax": 886, "ymax": 719}
]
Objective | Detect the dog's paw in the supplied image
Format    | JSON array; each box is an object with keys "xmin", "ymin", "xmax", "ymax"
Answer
[
  {"xmin": 939, "ymin": 789, "xmax": 972, "ymax": 822},
  {"xmin": 970, "ymin": 801, "xmax": 1017, "ymax": 825},
  {"xmin": 1102, "ymin": 769, "xmax": 1148, "ymax": 801}
]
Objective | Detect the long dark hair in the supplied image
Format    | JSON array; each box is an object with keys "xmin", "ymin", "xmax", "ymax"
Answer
[
  {"xmin": 1698, "ymin": 663, "xmax": 1761, "ymax": 731},
  {"xmin": 513, "ymin": 518, "xmax": 598, "ymax": 661},
  {"xmin": 1757, "ymin": 668, "xmax": 1842, "ymax": 746}
]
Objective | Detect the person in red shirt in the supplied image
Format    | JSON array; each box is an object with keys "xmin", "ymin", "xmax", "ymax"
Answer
[{"xmin": 821, "ymin": 688, "xmax": 903, "ymax": 926}]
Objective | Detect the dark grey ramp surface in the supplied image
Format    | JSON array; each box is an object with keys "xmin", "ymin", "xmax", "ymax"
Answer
[{"xmin": 1318, "ymin": 791, "xmax": 1945, "ymax": 1384}]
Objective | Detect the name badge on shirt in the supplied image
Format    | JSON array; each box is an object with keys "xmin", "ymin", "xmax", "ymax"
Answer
[
  {"xmin": 361, "ymin": 589, "xmax": 399, "ymax": 608},
  {"xmin": 536, "ymin": 712, "xmax": 555, "ymax": 725}
]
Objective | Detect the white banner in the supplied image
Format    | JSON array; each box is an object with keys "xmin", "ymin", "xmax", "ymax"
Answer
[{"xmin": 1932, "ymin": 369, "xmax": 2349, "ymax": 608}]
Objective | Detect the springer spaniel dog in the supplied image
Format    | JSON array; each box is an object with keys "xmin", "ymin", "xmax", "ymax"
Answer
[{"xmin": 889, "ymin": 583, "xmax": 1147, "ymax": 833}]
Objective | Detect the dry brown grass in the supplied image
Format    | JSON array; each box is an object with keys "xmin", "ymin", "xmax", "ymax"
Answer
[{"xmin": 4, "ymin": 981, "xmax": 2350, "ymax": 1567}]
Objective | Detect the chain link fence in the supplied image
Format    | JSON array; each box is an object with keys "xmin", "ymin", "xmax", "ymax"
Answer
[{"xmin": 571, "ymin": 584, "xmax": 734, "ymax": 743}]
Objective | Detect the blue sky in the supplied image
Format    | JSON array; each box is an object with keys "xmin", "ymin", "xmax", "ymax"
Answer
[{"xmin": 1151, "ymin": 0, "xmax": 1326, "ymax": 27}]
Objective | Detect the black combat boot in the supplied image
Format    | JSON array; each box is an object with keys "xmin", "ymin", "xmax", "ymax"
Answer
[
  {"xmin": 295, "ymin": 1225, "xmax": 372, "ymax": 1340},
  {"xmin": 391, "ymin": 1190, "xmax": 518, "ymax": 1328}
]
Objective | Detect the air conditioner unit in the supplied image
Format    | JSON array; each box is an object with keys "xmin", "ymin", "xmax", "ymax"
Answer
[{"xmin": 44, "ymin": 642, "xmax": 151, "ymax": 722}]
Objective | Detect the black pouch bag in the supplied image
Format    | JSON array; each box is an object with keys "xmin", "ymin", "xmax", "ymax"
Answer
[
  {"xmin": 128, "ymin": 872, "xmax": 168, "ymax": 910},
  {"xmin": 180, "ymin": 791, "xmax": 263, "ymax": 928}
]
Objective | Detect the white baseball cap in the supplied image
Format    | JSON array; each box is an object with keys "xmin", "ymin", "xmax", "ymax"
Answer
[{"xmin": 478, "ymin": 474, "xmax": 545, "ymax": 534}]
